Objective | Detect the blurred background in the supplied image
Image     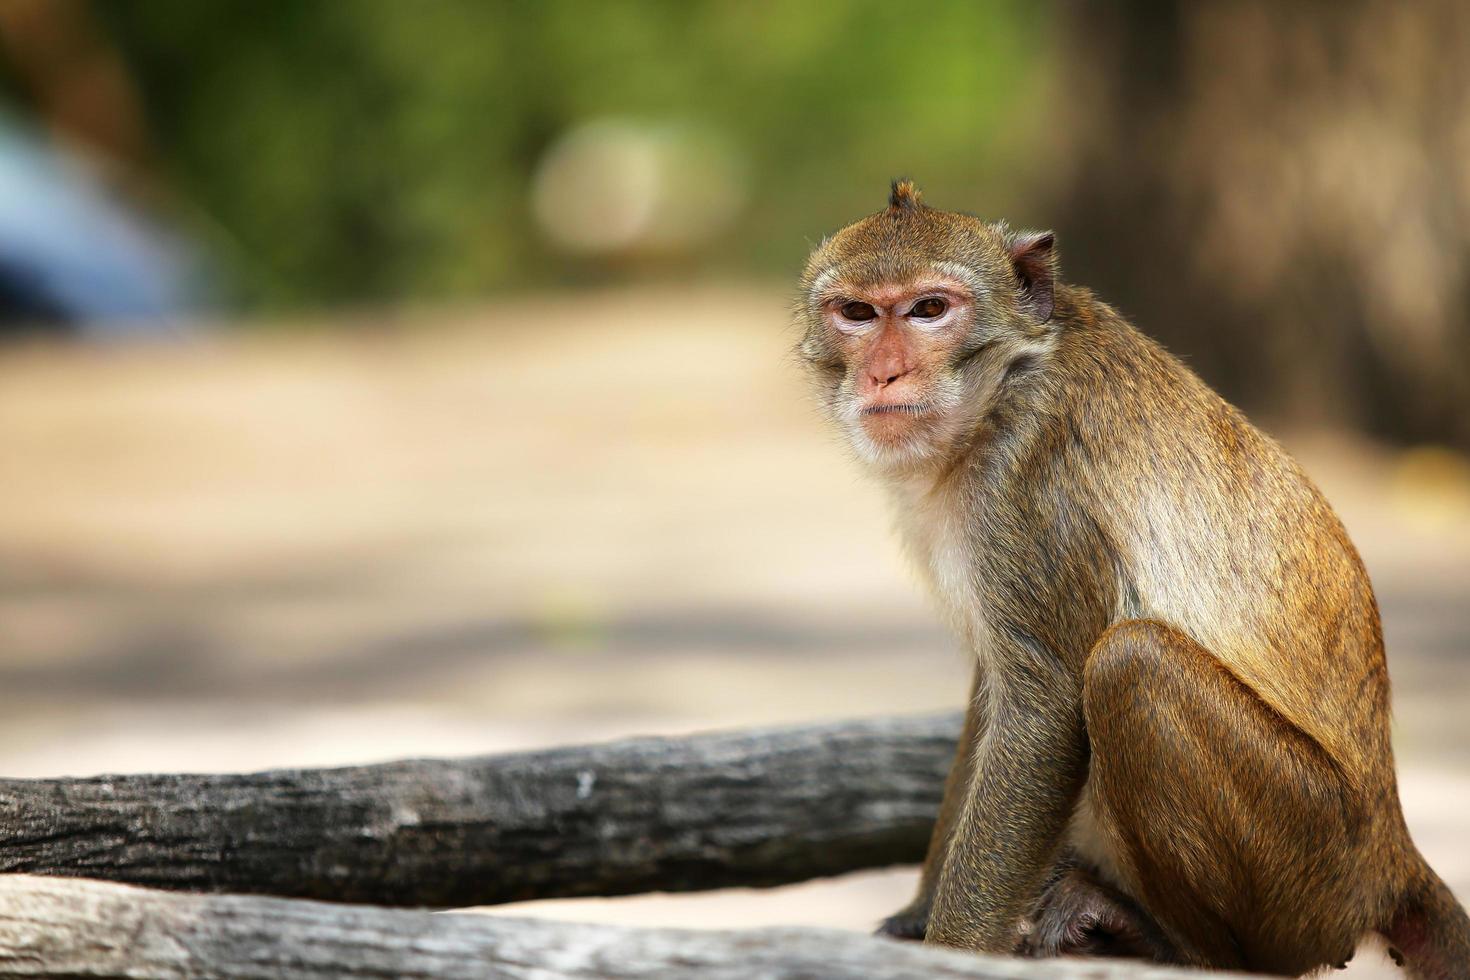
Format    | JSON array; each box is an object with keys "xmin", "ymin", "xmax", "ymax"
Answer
[{"xmin": 0, "ymin": 1, "xmax": 1465, "ymax": 972}]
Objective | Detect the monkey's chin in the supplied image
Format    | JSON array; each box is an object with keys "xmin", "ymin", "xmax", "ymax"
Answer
[{"xmin": 847, "ymin": 412, "xmax": 948, "ymax": 469}]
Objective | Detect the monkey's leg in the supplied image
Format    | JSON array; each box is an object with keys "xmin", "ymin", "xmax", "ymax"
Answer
[
  {"xmin": 1082, "ymin": 620, "xmax": 1365, "ymax": 973},
  {"xmin": 1023, "ymin": 862, "xmax": 1180, "ymax": 961},
  {"xmin": 877, "ymin": 663, "xmax": 987, "ymax": 941}
]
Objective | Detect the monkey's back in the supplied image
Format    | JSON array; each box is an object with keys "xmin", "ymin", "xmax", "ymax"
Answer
[{"xmin": 1049, "ymin": 287, "xmax": 1395, "ymax": 798}]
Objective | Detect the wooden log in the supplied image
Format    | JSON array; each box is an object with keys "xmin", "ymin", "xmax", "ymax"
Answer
[
  {"xmin": 0, "ymin": 874, "xmax": 1240, "ymax": 979},
  {"xmin": 0, "ymin": 713, "xmax": 961, "ymax": 907}
]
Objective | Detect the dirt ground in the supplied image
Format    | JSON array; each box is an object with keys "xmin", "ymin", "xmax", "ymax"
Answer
[{"xmin": 1, "ymin": 287, "xmax": 1466, "ymax": 976}]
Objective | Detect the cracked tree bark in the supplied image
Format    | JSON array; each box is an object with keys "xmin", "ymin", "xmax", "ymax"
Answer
[{"xmin": 0, "ymin": 713, "xmax": 961, "ymax": 907}]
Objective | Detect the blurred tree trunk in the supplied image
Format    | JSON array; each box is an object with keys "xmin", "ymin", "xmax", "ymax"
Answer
[{"xmin": 1052, "ymin": 0, "xmax": 1470, "ymax": 449}]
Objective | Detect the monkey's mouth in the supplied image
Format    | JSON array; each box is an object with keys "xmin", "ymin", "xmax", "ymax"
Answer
[{"xmin": 860, "ymin": 403, "xmax": 931, "ymax": 416}]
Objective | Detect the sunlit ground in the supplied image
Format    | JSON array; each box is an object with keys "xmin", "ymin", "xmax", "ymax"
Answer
[{"xmin": 1, "ymin": 286, "xmax": 1466, "ymax": 977}]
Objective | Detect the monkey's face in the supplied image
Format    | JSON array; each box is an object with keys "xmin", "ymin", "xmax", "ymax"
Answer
[
  {"xmin": 798, "ymin": 183, "xmax": 1057, "ymax": 470},
  {"xmin": 803, "ymin": 270, "xmax": 981, "ymax": 466}
]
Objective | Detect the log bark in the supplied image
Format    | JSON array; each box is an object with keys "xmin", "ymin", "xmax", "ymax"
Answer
[
  {"xmin": 0, "ymin": 713, "xmax": 961, "ymax": 907},
  {"xmin": 0, "ymin": 874, "xmax": 1245, "ymax": 979}
]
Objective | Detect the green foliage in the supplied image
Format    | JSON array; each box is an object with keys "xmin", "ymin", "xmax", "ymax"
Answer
[{"xmin": 94, "ymin": 0, "xmax": 1054, "ymax": 310}]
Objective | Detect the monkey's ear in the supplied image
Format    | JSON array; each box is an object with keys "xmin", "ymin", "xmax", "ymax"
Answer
[{"xmin": 1008, "ymin": 231, "xmax": 1056, "ymax": 323}]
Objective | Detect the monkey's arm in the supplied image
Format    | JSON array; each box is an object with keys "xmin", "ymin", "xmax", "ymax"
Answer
[
  {"xmin": 924, "ymin": 648, "xmax": 1087, "ymax": 953},
  {"xmin": 878, "ymin": 663, "xmax": 989, "ymax": 939}
]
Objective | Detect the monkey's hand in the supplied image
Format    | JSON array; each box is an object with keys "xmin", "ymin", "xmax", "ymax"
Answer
[{"xmin": 876, "ymin": 899, "xmax": 929, "ymax": 941}]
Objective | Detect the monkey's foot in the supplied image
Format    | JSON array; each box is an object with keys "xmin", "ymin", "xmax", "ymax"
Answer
[
  {"xmin": 875, "ymin": 904, "xmax": 928, "ymax": 942},
  {"xmin": 1023, "ymin": 868, "xmax": 1178, "ymax": 961}
]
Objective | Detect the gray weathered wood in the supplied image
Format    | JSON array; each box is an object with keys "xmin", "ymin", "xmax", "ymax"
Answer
[
  {"xmin": 0, "ymin": 713, "xmax": 961, "ymax": 907},
  {"xmin": 0, "ymin": 874, "xmax": 1238, "ymax": 979}
]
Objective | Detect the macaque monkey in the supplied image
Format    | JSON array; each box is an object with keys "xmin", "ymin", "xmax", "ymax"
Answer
[{"xmin": 797, "ymin": 181, "xmax": 1470, "ymax": 976}]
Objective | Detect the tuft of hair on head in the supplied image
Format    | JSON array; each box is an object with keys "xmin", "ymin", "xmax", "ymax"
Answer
[{"xmin": 888, "ymin": 178, "xmax": 923, "ymax": 213}]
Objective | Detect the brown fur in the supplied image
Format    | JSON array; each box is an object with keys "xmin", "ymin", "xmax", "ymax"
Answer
[{"xmin": 798, "ymin": 184, "xmax": 1470, "ymax": 975}]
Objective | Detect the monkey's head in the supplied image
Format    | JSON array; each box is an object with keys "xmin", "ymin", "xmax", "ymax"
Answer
[{"xmin": 798, "ymin": 180, "xmax": 1057, "ymax": 470}]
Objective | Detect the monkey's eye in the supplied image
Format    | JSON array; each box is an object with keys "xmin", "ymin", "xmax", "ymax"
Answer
[
  {"xmin": 907, "ymin": 297, "xmax": 947, "ymax": 319},
  {"xmin": 839, "ymin": 301, "xmax": 877, "ymax": 322}
]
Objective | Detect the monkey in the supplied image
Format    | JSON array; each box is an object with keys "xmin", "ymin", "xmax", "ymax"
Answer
[{"xmin": 796, "ymin": 180, "xmax": 1470, "ymax": 976}]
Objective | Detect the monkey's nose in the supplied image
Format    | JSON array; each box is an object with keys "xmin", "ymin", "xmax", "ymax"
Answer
[{"xmin": 870, "ymin": 366, "xmax": 911, "ymax": 388}]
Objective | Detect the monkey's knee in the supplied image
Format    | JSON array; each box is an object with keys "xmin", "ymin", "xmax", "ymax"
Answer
[{"xmin": 1081, "ymin": 619, "xmax": 1181, "ymax": 737}]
